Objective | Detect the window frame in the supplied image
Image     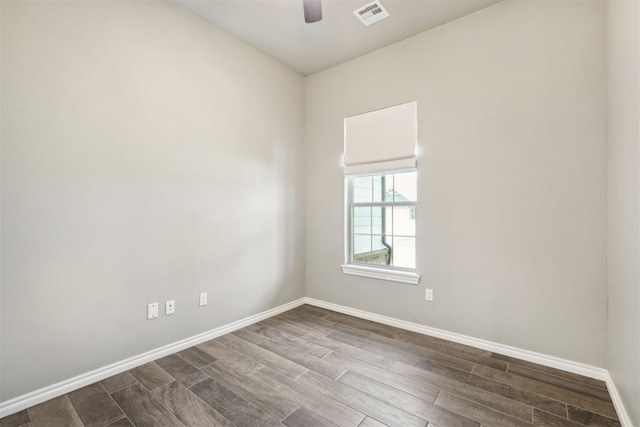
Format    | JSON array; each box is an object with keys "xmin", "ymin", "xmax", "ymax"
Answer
[{"xmin": 341, "ymin": 169, "xmax": 421, "ymax": 285}]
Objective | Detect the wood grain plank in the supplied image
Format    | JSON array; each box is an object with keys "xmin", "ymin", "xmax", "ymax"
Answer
[
  {"xmin": 214, "ymin": 333, "xmax": 236, "ymax": 343},
  {"xmin": 232, "ymin": 326, "xmax": 269, "ymax": 344},
  {"xmin": 283, "ymin": 407, "xmax": 337, "ymax": 427},
  {"xmin": 277, "ymin": 311, "xmax": 335, "ymax": 335},
  {"xmin": 567, "ymin": 405, "xmax": 621, "ymax": 426},
  {"xmin": 152, "ymin": 381, "xmax": 234, "ymax": 426},
  {"xmin": 296, "ymin": 370, "xmax": 426, "ymax": 427},
  {"xmin": 299, "ymin": 332, "xmax": 394, "ymax": 369},
  {"xmin": 67, "ymin": 383, "xmax": 124, "ymax": 427},
  {"xmin": 196, "ymin": 339, "xmax": 264, "ymax": 374},
  {"xmin": 404, "ymin": 359, "xmax": 564, "ymax": 418},
  {"xmin": 338, "ymin": 370, "xmax": 480, "ymax": 427},
  {"xmin": 292, "ymin": 305, "xmax": 332, "ymax": 318},
  {"xmin": 390, "ymin": 331, "xmax": 506, "ymax": 370},
  {"xmin": 28, "ymin": 396, "xmax": 84, "ymax": 427},
  {"xmin": 394, "ymin": 329, "xmax": 491, "ymax": 357},
  {"xmin": 507, "ymin": 364, "xmax": 612, "ymax": 402},
  {"xmin": 190, "ymin": 377, "xmax": 281, "ymax": 427},
  {"xmin": 258, "ymin": 338, "xmax": 346, "ymax": 379},
  {"xmin": 491, "ymin": 353, "xmax": 607, "ymax": 389},
  {"xmin": 259, "ymin": 316, "xmax": 313, "ymax": 337},
  {"xmin": 106, "ymin": 418, "xmax": 135, "ymax": 427},
  {"xmin": 155, "ymin": 354, "xmax": 208, "ymax": 388},
  {"xmin": 358, "ymin": 417, "xmax": 389, "ymax": 427},
  {"xmin": 129, "ymin": 362, "xmax": 175, "ymax": 391},
  {"xmin": 435, "ymin": 392, "xmax": 535, "ymax": 427},
  {"xmin": 367, "ymin": 334, "xmax": 476, "ymax": 372},
  {"xmin": 0, "ymin": 410, "xmax": 30, "ymax": 427},
  {"xmin": 225, "ymin": 336, "xmax": 308, "ymax": 379},
  {"xmin": 327, "ymin": 331, "xmax": 421, "ymax": 366},
  {"xmin": 254, "ymin": 325, "xmax": 332, "ymax": 358},
  {"xmin": 111, "ymin": 384, "xmax": 183, "ymax": 427},
  {"xmin": 324, "ymin": 311, "xmax": 400, "ymax": 339},
  {"xmin": 323, "ymin": 352, "xmax": 440, "ymax": 401},
  {"xmin": 305, "ymin": 317, "xmax": 373, "ymax": 340},
  {"xmin": 251, "ymin": 366, "xmax": 366, "ymax": 426},
  {"xmin": 202, "ymin": 360, "xmax": 300, "ymax": 420},
  {"xmin": 472, "ymin": 365, "xmax": 618, "ymax": 419},
  {"xmin": 532, "ymin": 409, "xmax": 583, "ymax": 426},
  {"xmin": 101, "ymin": 372, "xmax": 138, "ymax": 393},
  {"xmin": 177, "ymin": 346, "xmax": 217, "ymax": 368}
]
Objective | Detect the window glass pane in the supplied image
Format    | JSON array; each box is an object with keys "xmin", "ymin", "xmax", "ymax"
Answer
[
  {"xmin": 353, "ymin": 207, "xmax": 371, "ymax": 234},
  {"xmin": 372, "ymin": 207, "xmax": 382, "ymax": 235},
  {"xmin": 372, "ymin": 206, "xmax": 392, "ymax": 235},
  {"xmin": 373, "ymin": 174, "xmax": 394, "ymax": 202},
  {"xmin": 353, "ymin": 176, "xmax": 373, "ymax": 203},
  {"xmin": 392, "ymin": 236, "xmax": 415, "ymax": 269},
  {"xmin": 353, "ymin": 234, "xmax": 371, "ymax": 263},
  {"xmin": 393, "ymin": 171, "xmax": 417, "ymax": 202},
  {"xmin": 371, "ymin": 235, "xmax": 392, "ymax": 265},
  {"xmin": 393, "ymin": 206, "xmax": 415, "ymax": 236}
]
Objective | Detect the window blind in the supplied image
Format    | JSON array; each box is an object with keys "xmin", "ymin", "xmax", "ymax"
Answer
[{"xmin": 343, "ymin": 101, "xmax": 417, "ymax": 175}]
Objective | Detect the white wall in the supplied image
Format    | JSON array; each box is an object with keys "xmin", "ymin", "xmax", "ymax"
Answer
[
  {"xmin": 606, "ymin": 0, "xmax": 640, "ymax": 424},
  {"xmin": 305, "ymin": 0, "xmax": 607, "ymax": 366},
  {"xmin": 0, "ymin": 0, "xmax": 305, "ymax": 400}
]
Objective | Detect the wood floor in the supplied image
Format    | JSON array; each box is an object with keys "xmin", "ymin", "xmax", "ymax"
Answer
[{"xmin": 0, "ymin": 304, "xmax": 621, "ymax": 427}]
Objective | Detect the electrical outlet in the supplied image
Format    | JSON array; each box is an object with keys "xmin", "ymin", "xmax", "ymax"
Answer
[
  {"xmin": 147, "ymin": 302, "xmax": 159, "ymax": 319},
  {"xmin": 165, "ymin": 300, "xmax": 175, "ymax": 315},
  {"xmin": 425, "ymin": 289, "xmax": 434, "ymax": 302},
  {"xmin": 199, "ymin": 292, "xmax": 208, "ymax": 306}
]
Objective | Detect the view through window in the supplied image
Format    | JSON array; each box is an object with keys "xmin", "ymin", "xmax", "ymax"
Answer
[{"xmin": 350, "ymin": 171, "xmax": 416, "ymax": 270}]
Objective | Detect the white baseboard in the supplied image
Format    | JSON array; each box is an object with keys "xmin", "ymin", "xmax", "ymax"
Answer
[
  {"xmin": 605, "ymin": 372, "xmax": 634, "ymax": 427},
  {"xmin": 304, "ymin": 297, "xmax": 636, "ymax": 425},
  {"xmin": 0, "ymin": 297, "xmax": 306, "ymax": 419}
]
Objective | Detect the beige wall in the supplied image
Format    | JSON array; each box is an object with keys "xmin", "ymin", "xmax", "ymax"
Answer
[
  {"xmin": 606, "ymin": 0, "xmax": 640, "ymax": 423},
  {"xmin": 0, "ymin": 0, "xmax": 305, "ymax": 400},
  {"xmin": 305, "ymin": 0, "xmax": 607, "ymax": 366}
]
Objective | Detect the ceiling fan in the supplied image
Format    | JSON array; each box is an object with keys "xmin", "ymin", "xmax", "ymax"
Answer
[{"xmin": 303, "ymin": 0, "xmax": 323, "ymax": 23}]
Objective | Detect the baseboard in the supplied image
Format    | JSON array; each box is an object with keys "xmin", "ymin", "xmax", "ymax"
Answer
[
  {"xmin": 304, "ymin": 297, "xmax": 608, "ymax": 381},
  {"xmin": 0, "ymin": 297, "xmax": 306, "ymax": 419},
  {"xmin": 605, "ymin": 372, "xmax": 634, "ymax": 427}
]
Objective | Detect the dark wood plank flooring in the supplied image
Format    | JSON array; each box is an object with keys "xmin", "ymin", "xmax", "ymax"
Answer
[{"xmin": 0, "ymin": 305, "xmax": 621, "ymax": 427}]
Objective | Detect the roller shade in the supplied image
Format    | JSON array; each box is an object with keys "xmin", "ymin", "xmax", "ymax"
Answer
[{"xmin": 343, "ymin": 101, "xmax": 417, "ymax": 175}]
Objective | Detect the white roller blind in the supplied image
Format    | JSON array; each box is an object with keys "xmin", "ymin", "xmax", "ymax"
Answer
[{"xmin": 344, "ymin": 101, "xmax": 417, "ymax": 175}]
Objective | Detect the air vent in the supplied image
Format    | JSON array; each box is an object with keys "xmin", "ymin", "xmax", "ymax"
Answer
[{"xmin": 353, "ymin": 1, "xmax": 389, "ymax": 26}]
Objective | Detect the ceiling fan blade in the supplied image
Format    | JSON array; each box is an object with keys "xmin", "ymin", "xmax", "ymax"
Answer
[{"xmin": 303, "ymin": 0, "xmax": 322, "ymax": 23}]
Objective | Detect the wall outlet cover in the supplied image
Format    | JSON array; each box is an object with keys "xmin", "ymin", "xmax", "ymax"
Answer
[
  {"xmin": 147, "ymin": 302, "xmax": 159, "ymax": 319},
  {"xmin": 165, "ymin": 300, "xmax": 175, "ymax": 315},
  {"xmin": 425, "ymin": 289, "xmax": 434, "ymax": 302}
]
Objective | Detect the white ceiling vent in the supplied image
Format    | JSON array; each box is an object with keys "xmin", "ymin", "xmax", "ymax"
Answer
[{"xmin": 353, "ymin": 1, "xmax": 390, "ymax": 26}]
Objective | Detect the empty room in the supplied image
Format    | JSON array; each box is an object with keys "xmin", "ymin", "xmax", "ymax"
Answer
[{"xmin": 0, "ymin": 0, "xmax": 638, "ymax": 425}]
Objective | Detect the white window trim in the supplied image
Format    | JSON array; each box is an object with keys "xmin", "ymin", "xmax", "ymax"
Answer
[
  {"xmin": 342, "ymin": 170, "xmax": 421, "ymax": 285},
  {"xmin": 341, "ymin": 264, "xmax": 421, "ymax": 285}
]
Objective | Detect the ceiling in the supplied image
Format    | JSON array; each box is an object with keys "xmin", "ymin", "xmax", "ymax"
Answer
[{"xmin": 172, "ymin": 0, "xmax": 503, "ymax": 76}]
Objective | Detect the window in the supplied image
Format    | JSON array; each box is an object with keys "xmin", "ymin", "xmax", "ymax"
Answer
[
  {"xmin": 349, "ymin": 171, "xmax": 417, "ymax": 268},
  {"xmin": 341, "ymin": 101, "xmax": 420, "ymax": 284}
]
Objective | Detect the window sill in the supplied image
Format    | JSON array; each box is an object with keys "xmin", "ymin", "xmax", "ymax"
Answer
[{"xmin": 341, "ymin": 264, "xmax": 421, "ymax": 285}]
